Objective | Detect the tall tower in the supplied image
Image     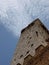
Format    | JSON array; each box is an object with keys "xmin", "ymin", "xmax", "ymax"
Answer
[{"xmin": 11, "ymin": 19, "xmax": 49, "ymax": 65}]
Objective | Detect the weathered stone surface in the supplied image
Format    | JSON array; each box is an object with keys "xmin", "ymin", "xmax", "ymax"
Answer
[{"xmin": 11, "ymin": 19, "xmax": 49, "ymax": 65}]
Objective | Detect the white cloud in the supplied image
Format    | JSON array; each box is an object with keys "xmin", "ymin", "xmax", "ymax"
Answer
[{"xmin": 0, "ymin": 0, "xmax": 49, "ymax": 36}]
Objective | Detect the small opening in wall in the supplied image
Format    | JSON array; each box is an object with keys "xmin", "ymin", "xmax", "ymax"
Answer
[
  {"xmin": 17, "ymin": 63, "xmax": 21, "ymax": 65},
  {"xmin": 26, "ymin": 51, "xmax": 30, "ymax": 54},
  {"xmin": 36, "ymin": 31, "xmax": 38, "ymax": 37},
  {"xmin": 29, "ymin": 37, "xmax": 32, "ymax": 39},
  {"xmin": 20, "ymin": 55, "xmax": 23, "ymax": 58},
  {"xmin": 31, "ymin": 44, "xmax": 33, "ymax": 47}
]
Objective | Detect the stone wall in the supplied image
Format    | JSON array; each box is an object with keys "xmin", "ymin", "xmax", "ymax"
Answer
[{"xmin": 11, "ymin": 19, "xmax": 49, "ymax": 65}]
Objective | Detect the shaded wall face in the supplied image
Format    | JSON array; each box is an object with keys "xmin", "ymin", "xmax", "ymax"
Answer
[
  {"xmin": 11, "ymin": 21, "xmax": 49, "ymax": 65},
  {"xmin": 23, "ymin": 45, "xmax": 49, "ymax": 65}
]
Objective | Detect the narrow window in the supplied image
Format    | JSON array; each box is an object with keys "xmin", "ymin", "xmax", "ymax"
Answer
[
  {"xmin": 17, "ymin": 63, "xmax": 21, "ymax": 65},
  {"xmin": 26, "ymin": 51, "xmax": 30, "ymax": 54},
  {"xmin": 20, "ymin": 55, "xmax": 23, "ymax": 58},
  {"xmin": 31, "ymin": 44, "xmax": 33, "ymax": 47},
  {"xmin": 36, "ymin": 31, "xmax": 38, "ymax": 37}
]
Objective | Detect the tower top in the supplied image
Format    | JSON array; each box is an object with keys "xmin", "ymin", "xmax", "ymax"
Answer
[{"xmin": 21, "ymin": 18, "xmax": 49, "ymax": 34}]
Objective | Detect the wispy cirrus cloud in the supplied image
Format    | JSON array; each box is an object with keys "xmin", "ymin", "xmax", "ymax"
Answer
[{"xmin": 0, "ymin": 0, "xmax": 49, "ymax": 36}]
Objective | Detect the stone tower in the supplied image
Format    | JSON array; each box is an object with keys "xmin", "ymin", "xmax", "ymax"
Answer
[{"xmin": 11, "ymin": 19, "xmax": 49, "ymax": 65}]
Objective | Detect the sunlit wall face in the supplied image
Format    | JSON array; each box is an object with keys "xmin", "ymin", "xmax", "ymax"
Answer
[{"xmin": 0, "ymin": 0, "xmax": 49, "ymax": 36}]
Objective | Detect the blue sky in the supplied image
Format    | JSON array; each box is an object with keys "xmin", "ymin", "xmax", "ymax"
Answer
[
  {"xmin": 0, "ymin": 23, "xmax": 19, "ymax": 65},
  {"xmin": 0, "ymin": 0, "xmax": 49, "ymax": 65}
]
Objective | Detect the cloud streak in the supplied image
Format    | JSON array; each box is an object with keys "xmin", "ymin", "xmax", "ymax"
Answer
[{"xmin": 0, "ymin": 0, "xmax": 49, "ymax": 36}]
